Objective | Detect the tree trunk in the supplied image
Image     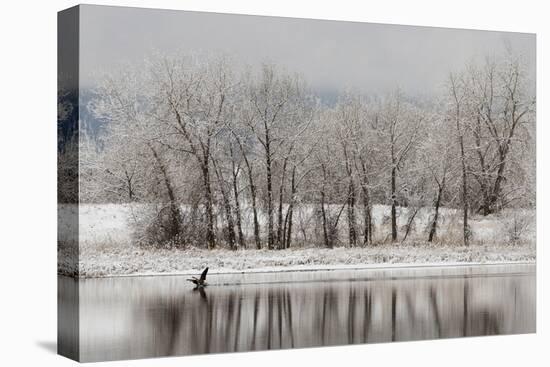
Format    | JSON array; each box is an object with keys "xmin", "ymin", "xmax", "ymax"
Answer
[
  {"xmin": 451, "ymin": 77, "xmax": 469, "ymax": 247},
  {"xmin": 148, "ymin": 143, "xmax": 182, "ymax": 241},
  {"xmin": 343, "ymin": 148, "xmax": 357, "ymax": 247},
  {"xmin": 230, "ymin": 145, "xmax": 245, "ymax": 248},
  {"xmin": 232, "ymin": 179, "xmax": 245, "ymax": 248},
  {"xmin": 249, "ymin": 178, "xmax": 261, "ymax": 249},
  {"xmin": 284, "ymin": 205, "xmax": 293, "ymax": 249},
  {"xmin": 283, "ymin": 168, "xmax": 297, "ymax": 249},
  {"xmin": 484, "ymin": 145, "xmax": 510, "ymax": 215},
  {"xmin": 124, "ymin": 170, "xmax": 134, "ymax": 201},
  {"xmin": 359, "ymin": 160, "xmax": 372, "ymax": 246},
  {"xmin": 347, "ymin": 180, "xmax": 357, "ymax": 247},
  {"xmin": 239, "ymin": 142, "xmax": 261, "ymax": 249},
  {"xmin": 201, "ymin": 160, "xmax": 217, "ymax": 249},
  {"xmin": 320, "ymin": 193, "xmax": 331, "ymax": 248},
  {"xmin": 221, "ymin": 190, "xmax": 236, "ymax": 250},
  {"xmin": 401, "ymin": 207, "xmax": 419, "ymax": 243},
  {"xmin": 472, "ymin": 117, "xmax": 491, "ymax": 216},
  {"xmin": 458, "ymin": 134, "xmax": 469, "ymax": 246},
  {"xmin": 320, "ymin": 164, "xmax": 332, "ymax": 248},
  {"xmin": 265, "ymin": 137, "xmax": 274, "ymax": 249},
  {"xmin": 276, "ymin": 158, "xmax": 289, "ymax": 249},
  {"xmin": 428, "ymin": 177, "xmax": 445, "ymax": 242},
  {"xmin": 391, "ymin": 165, "xmax": 398, "ymax": 242},
  {"xmin": 362, "ymin": 188, "xmax": 372, "ymax": 246},
  {"xmin": 212, "ymin": 158, "xmax": 236, "ymax": 249}
]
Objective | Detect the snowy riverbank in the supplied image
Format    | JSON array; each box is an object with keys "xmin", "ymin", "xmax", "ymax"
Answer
[
  {"xmin": 57, "ymin": 204, "xmax": 535, "ymax": 278},
  {"xmin": 60, "ymin": 243, "xmax": 535, "ymax": 278}
]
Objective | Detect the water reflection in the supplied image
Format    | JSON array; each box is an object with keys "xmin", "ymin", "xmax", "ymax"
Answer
[{"xmin": 61, "ymin": 268, "xmax": 535, "ymax": 362}]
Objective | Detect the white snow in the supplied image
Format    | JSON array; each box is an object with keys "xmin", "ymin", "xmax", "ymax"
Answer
[
  {"xmin": 60, "ymin": 203, "xmax": 535, "ymax": 246},
  {"xmin": 58, "ymin": 204, "xmax": 536, "ymax": 278}
]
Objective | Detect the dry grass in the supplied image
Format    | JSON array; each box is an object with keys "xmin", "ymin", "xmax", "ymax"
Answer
[{"xmin": 58, "ymin": 240, "xmax": 536, "ymax": 278}]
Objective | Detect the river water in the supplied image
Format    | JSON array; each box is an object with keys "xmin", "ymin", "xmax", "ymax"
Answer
[{"xmin": 58, "ymin": 263, "xmax": 535, "ymax": 362}]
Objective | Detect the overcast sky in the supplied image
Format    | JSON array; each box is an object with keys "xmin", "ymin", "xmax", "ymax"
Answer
[{"xmin": 79, "ymin": 4, "xmax": 535, "ymax": 97}]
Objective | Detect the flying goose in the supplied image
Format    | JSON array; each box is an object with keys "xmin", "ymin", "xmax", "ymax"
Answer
[{"xmin": 187, "ymin": 267, "xmax": 209, "ymax": 288}]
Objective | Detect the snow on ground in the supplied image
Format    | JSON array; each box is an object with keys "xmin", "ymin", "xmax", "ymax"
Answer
[
  {"xmin": 60, "ymin": 203, "xmax": 535, "ymax": 246},
  {"xmin": 58, "ymin": 204, "xmax": 536, "ymax": 278},
  {"xmin": 62, "ymin": 243, "xmax": 535, "ymax": 278}
]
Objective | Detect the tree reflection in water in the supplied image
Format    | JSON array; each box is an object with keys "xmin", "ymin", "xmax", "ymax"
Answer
[{"xmin": 71, "ymin": 271, "xmax": 535, "ymax": 362}]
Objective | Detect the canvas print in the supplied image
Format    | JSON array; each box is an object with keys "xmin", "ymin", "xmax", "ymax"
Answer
[{"xmin": 58, "ymin": 5, "xmax": 536, "ymax": 362}]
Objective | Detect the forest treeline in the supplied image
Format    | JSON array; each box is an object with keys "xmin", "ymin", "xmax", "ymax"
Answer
[{"xmin": 62, "ymin": 52, "xmax": 535, "ymax": 249}]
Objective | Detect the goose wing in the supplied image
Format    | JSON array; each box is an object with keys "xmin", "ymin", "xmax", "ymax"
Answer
[{"xmin": 200, "ymin": 267, "xmax": 209, "ymax": 282}]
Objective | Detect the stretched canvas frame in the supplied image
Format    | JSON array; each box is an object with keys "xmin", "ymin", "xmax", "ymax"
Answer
[{"xmin": 58, "ymin": 4, "xmax": 536, "ymax": 362}]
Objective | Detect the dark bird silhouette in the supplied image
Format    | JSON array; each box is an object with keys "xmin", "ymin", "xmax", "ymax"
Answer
[{"xmin": 187, "ymin": 267, "xmax": 209, "ymax": 288}]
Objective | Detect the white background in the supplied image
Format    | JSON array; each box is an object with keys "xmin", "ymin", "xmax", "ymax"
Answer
[{"xmin": 0, "ymin": 0, "xmax": 547, "ymax": 366}]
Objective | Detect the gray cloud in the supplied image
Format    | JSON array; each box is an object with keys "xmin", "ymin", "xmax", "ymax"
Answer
[{"xmin": 79, "ymin": 4, "xmax": 535, "ymax": 96}]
